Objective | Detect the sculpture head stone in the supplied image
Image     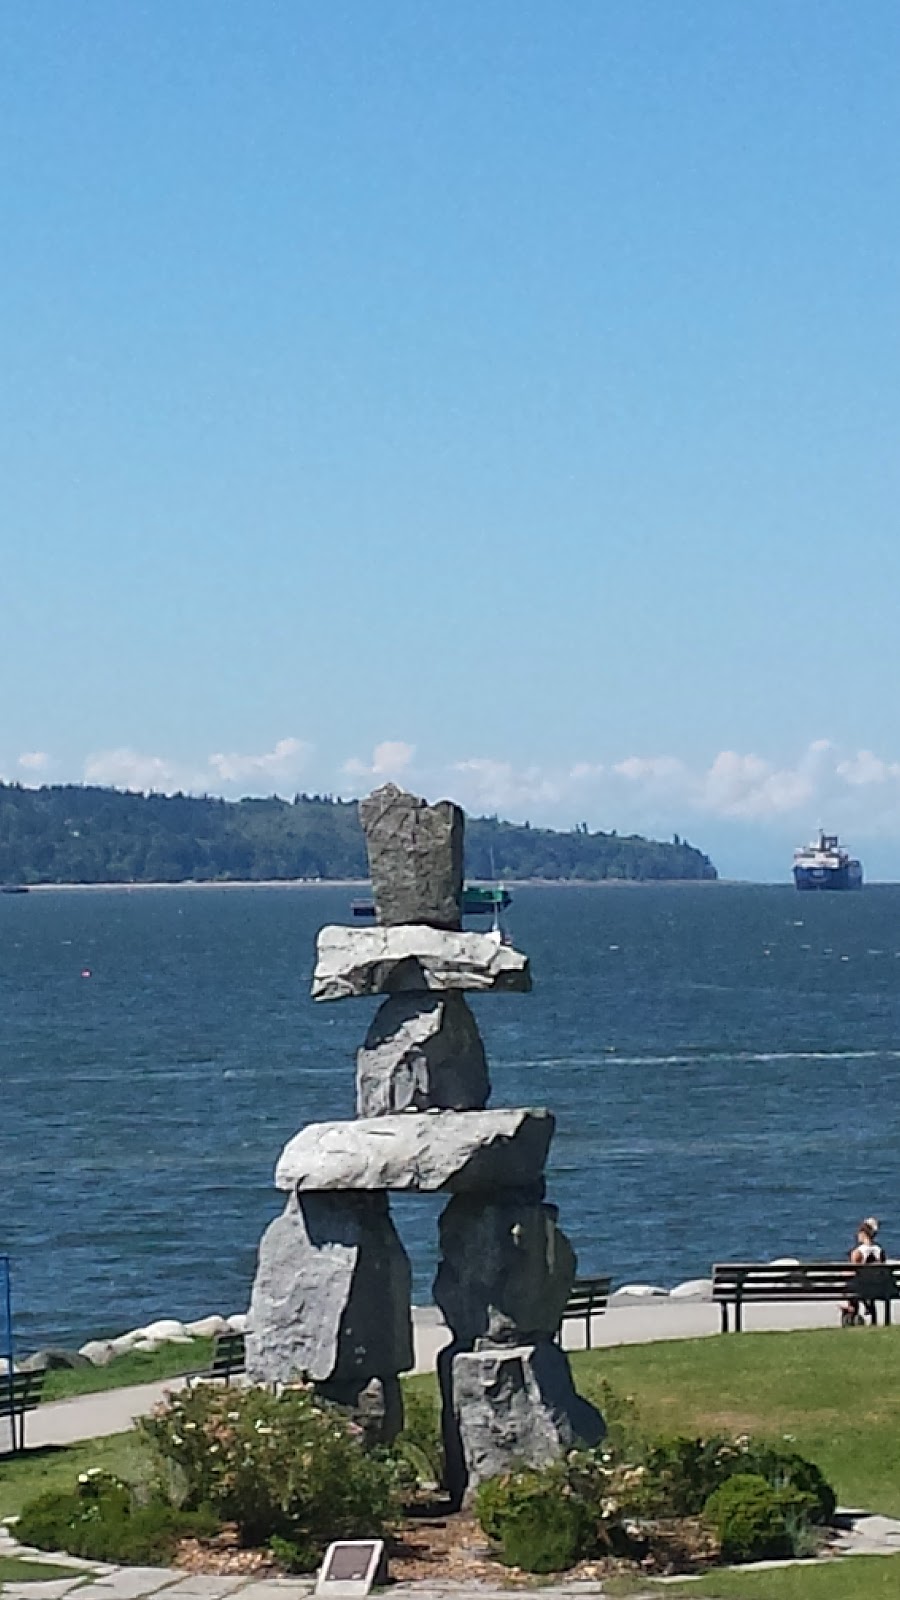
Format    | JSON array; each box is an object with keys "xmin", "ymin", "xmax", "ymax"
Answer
[{"xmin": 359, "ymin": 783, "xmax": 464, "ymax": 931}]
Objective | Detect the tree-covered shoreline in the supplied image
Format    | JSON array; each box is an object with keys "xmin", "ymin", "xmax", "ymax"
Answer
[{"xmin": 0, "ymin": 783, "xmax": 717, "ymax": 885}]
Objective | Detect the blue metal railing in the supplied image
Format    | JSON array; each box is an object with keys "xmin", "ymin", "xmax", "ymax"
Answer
[{"xmin": 1, "ymin": 1256, "xmax": 15, "ymax": 1451}]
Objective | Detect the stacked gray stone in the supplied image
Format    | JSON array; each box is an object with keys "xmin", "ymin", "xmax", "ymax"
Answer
[{"xmin": 246, "ymin": 782, "xmax": 603, "ymax": 1500}]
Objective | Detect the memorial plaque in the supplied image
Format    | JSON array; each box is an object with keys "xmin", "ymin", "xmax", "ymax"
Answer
[{"xmin": 315, "ymin": 1538, "xmax": 387, "ymax": 1596}]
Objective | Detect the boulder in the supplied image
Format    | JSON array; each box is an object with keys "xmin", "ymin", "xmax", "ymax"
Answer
[
  {"xmin": 444, "ymin": 1340, "xmax": 605, "ymax": 1503},
  {"xmin": 185, "ymin": 1314, "xmax": 231, "ymax": 1338},
  {"xmin": 312, "ymin": 925, "xmax": 531, "ymax": 1002},
  {"xmin": 108, "ymin": 1330, "xmax": 145, "ymax": 1356},
  {"xmin": 132, "ymin": 1338, "xmax": 161, "ymax": 1353},
  {"xmin": 357, "ymin": 994, "xmax": 489, "ymax": 1116},
  {"xmin": 670, "ymin": 1278, "xmax": 713, "ymax": 1301},
  {"xmin": 434, "ymin": 1196, "xmax": 576, "ymax": 1344},
  {"xmin": 275, "ymin": 1108, "xmax": 553, "ymax": 1195},
  {"xmin": 78, "ymin": 1340, "xmax": 116, "ymax": 1366},
  {"xmin": 611, "ymin": 1284, "xmax": 669, "ymax": 1300},
  {"xmin": 246, "ymin": 1191, "xmax": 413, "ymax": 1394},
  {"xmin": 17, "ymin": 1348, "xmax": 90, "ymax": 1373},
  {"xmin": 137, "ymin": 1319, "xmax": 187, "ymax": 1342},
  {"xmin": 359, "ymin": 783, "xmax": 463, "ymax": 929},
  {"xmin": 227, "ymin": 1312, "xmax": 250, "ymax": 1332}
]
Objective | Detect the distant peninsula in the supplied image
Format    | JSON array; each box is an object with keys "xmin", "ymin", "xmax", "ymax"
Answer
[{"xmin": 0, "ymin": 783, "xmax": 717, "ymax": 885}]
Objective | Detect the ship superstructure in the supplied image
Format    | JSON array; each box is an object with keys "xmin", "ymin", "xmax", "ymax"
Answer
[{"xmin": 793, "ymin": 831, "xmax": 863, "ymax": 891}]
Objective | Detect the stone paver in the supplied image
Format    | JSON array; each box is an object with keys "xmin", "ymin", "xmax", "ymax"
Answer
[
  {"xmin": 72, "ymin": 1572, "xmax": 181, "ymax": 1599},
  {"xmin": 159, "ymin": 1581, "xmax": 251, "ymax": 1598},
  {"xmin": 2, "ymin": 1584, "xmax": 86, "ymax": 1600}
]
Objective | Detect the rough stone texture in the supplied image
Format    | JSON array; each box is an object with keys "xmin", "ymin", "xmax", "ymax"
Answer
[
  {"xmin": 318, "ymin": 1374, "xmax": 404, "ymax": 1447},
  {"xmin": 359, "ymin": 783, "xmax": 464, "ymax": 930},
  {"xmin": 433, "ymin": 1196, "xmax": 576, "ymax": 1345},
  {"xmin": 245, "ymin": 1191, "xmax": 413, "ymax": 1395},
  {"xmin": 312, "ymin": 925, "xmax": 531, "ymax": 1002},
  {"xmin": 16, "ymin": 1347, "xmax": 91, "ymax": 1373},
  {"xmin": 356, "ymin": 994, "xmax": 490, "ymax": 1116},
  {"xmin": 444, "ymin": 1341, "xmax": 606, "ymax": 1503},
  {"xmin": 274, "ymin": 1109, "xmax": 553, "ymax": 1194}
]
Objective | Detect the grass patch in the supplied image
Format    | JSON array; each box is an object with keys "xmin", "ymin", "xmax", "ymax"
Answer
[
  {"xmin": 0, "ymin": 1554, "xmax": 88, "ymax": 1582},
  {"xmin": 636, "ymin": 1553, "xmax": 900, "ymax": 1596},
  {"xmin": 0, "ymin": 1434, "xmax": 149, "ymax": 1520},
  {"xmin": 42, "ymin": 1340, "xmax": 214, "ymax": 1401},
  {"xmin": 569, "ymin": 1326, "xmax": 900, "ymax": 1519}
]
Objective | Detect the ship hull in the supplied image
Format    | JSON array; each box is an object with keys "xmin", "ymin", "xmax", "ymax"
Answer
[{"xmin": 793, "ymin": 864, "xmax": 863, "ymax": 891}]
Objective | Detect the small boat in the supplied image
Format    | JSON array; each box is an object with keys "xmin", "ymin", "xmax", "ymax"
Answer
[
  {"xmin": 0, "ymin": 884, "xmax": 29, "ymax": 895},
  {"xmin": 351, "ymin": 884, "xmax": 513, "ymax": 919}
]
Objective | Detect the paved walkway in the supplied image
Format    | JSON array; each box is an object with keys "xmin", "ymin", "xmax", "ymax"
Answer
[{"xmin": 14, "ymin": 1299, "xmax": 845, "ymax": 1454}]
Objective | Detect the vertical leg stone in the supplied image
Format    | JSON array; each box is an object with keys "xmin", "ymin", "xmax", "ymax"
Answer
[
  {"xmin": 433, "ymin": 1193, "xmax": 575, "ymax": 1345},
  {"xmin": 246, "ymin": 1190, "xmax": 413, "ymax": 1439}
]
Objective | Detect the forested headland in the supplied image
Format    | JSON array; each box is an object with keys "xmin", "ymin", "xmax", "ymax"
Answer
[{"xmin": 0, "ymin": 783, "xmax": 717, "ymax": 884}]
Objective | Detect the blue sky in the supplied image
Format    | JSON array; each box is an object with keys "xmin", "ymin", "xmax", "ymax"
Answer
[{"xmin": 3, "ymin": 2, "xmax": 899, "ymax": 878}]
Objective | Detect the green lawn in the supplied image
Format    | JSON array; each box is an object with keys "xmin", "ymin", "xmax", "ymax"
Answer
[
  {"xmin": 0, "ymin": 1433, "xmax": 149, "ymax": 1520},
  {"xmin": 42, "ymin": 1340, "xmax": 214, "ymax": 1401},
  {"xmin": 570, "ymin": 1325, "xmax": 900, "ymax": 1519},
  {"xmin": 0, "ymin": 1555, "xmax": 89, "ymax": 1584},
  {"xmin": 645, "ymin": 1554, "xmax": 900, "ymax": 1597},
  {"xmin": 4, "ymin": 1327, "xmax": 900, "ymax": 1600}
]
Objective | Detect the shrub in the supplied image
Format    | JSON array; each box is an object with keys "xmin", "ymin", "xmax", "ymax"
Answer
[
  {"xmin": 139, "ymin": 1381, "xmax": 402, "ymax": 1556},
  {"xmin": 703, "ymin": 1474, "xmax": 792, "ymax": 1563},
  {"xmin": 622, "ymin": 1433, "xmax": 835, "ymax": 1526},
  {"xmin": 474, "ymin": 1467, "xmax": 589, "ymax": 1573},
  {"xmin": 16, "ymin": 1471, "xmax": 218, "ymax": 1565},
  {"xmin": 393, "ymin": 1387, "xmax": 444, "ymax": 1487}
]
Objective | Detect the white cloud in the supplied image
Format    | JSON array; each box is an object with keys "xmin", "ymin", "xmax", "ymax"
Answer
[
  {"xmin": 56, "ymin": 735, "xmax": 900, "ymax": 842},
  {"xmin": 343, "ymin": 740, "xmax": 415, "ymax": 783},
  {"xmin": 17, "ymin": 751, "xmax": 51, "ymax": 773},
  {"xmin": 436, "ymin": 740, "xmax": 900, "ymax": 838},
  {"xmin": 82, "ymin": 737, "xmax": 312, "ymax": 796},
  {"xmin": 207, "ymin": 737, "xmax": 311, "ymax": 787},
  {"xmin": 84, "ymin": 747, "xmax": 178, "ymax": 791}
]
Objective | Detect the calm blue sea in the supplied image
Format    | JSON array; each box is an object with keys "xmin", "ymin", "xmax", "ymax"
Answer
[{"xmin": 3, "ymin": 883, "xmax": 900, "ymax": 1351}]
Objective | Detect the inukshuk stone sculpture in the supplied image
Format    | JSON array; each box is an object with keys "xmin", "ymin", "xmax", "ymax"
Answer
[{"xmin": 246, "ymin": 783, "xmax": 603, "ymax": 1501}]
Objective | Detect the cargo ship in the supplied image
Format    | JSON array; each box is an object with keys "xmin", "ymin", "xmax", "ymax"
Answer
[{"xmin": 792, "ymin": 831, "xmax": 863, "ymax": 891}]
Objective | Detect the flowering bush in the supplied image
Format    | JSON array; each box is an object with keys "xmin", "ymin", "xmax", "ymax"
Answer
[
  {"xmin": 139, "ymin": 1381, "xmax": 403, "ymax": 1566},
  {"xmin": 474, "ymin": 1426, "xmax": 836, "ymax": 1574},
  {"xmin": 16, "ymin": 1469, "xmax": 217, "ymax": 1564}
]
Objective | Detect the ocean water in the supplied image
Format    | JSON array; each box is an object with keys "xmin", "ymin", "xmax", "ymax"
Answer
[{"xmin": 3, "ymin": 883, "xmax": 900, "ymax": 1351}]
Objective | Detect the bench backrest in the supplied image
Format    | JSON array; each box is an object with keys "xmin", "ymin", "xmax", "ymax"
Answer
[
  {"xmin": 210, "ymin": 1332, "xmax": 247, "ymax": 1375},
  {"xmin": 712, "ymin": 1261, "xmax": 900, "ymax": 1300},
  {"xmin": 0, "ymin": 1370, "xmax": 46, "ymax": 1411},
  {"xmin": 565, "ymin": 1275, "xmax": 612, "ymax": 1312}
]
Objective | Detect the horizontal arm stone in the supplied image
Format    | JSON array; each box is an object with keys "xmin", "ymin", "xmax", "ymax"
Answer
[
  {"xmin": 274, "ymin": 1108, "xmax": 553, "ymax": 1193},
  {"xmin": 312, "ymin": 924, "xmax": 531, "ymax": 1001}
]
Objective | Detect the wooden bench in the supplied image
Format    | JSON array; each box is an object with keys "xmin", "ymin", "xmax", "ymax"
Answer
[
  {"xmin": 713, "ymin": 1261, "xmax": 900, "ymax": 1332},
  {"xmin": 558, "ymin": 1275, "xmax": 612, "ymax": 1349},
  {"xmin": 0, "ymin": 1370, "xmax": 46, "ymax": 1454},
  {"xmin": 197, "ymin": 1330, "xmax": 246, "ymax": 1383}
]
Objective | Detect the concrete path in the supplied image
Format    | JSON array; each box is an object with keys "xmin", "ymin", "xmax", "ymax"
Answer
[{"xmin": 10, "ymin": 1299, "xmax": 847, "ymax": 1453}]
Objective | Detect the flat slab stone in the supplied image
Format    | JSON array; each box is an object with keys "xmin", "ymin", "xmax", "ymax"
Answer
[
  {"xmin": 275, "ymin": 1109, "xmax": 553, "ymax": 1194},
  {"xmin": 359, "ymin": 784, "xmax": 463, "ymax": 929},
  {"xmin": 312, "ymin": 926, "xmax": 531, "ymax": 1001}
]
